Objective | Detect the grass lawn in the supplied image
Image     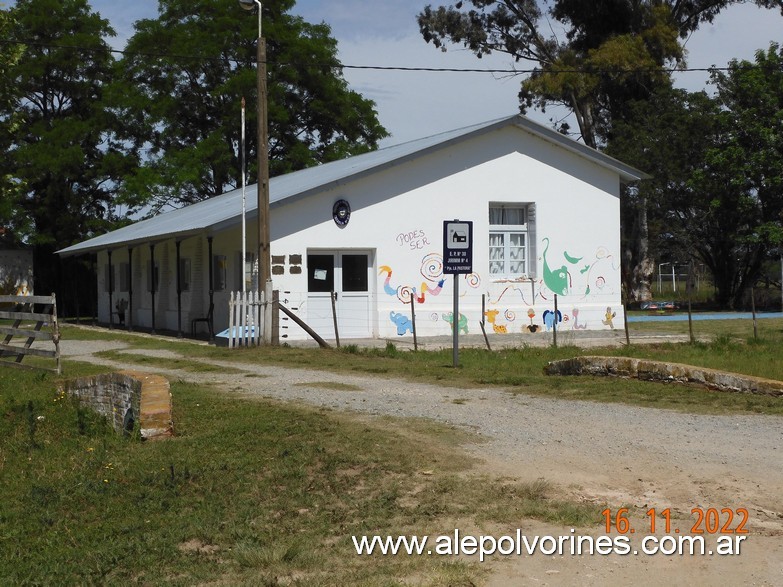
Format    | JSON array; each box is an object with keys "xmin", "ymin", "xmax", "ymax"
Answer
[
  {"xmin": 3, "ymin": 317, "xmax": 782, "ymax": 584},
  {"xmin": 0, "ymin": 364, "xmax": 598, "ymax": 586}
]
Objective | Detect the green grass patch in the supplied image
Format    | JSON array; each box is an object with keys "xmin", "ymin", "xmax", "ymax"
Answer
[
  {"xmin": 94, "ymin": 350, "xmax": 246, "ymax": 374},
  {"xmin": 0, "ymin": 366, "xmax": 600, "ymax": 585}
]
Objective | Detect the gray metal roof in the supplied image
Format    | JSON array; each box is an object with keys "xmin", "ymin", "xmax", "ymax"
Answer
[{"xmin": 57, "ymin": 114, "xmax": 648, "ymax": 256}]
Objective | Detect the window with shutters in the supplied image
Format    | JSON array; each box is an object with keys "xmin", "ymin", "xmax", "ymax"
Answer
[{"xmin": 489, "ymin": 204, "xmax": 531, "ymax": 277}]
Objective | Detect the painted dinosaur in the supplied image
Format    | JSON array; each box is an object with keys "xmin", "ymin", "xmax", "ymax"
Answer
[
  {"xmin": 442, "ymin": 312, "xmax": 469, "ymax": 335},
  {"xmin": 541, "ymin": 237, "xmax": 569, "ymax": 296}
]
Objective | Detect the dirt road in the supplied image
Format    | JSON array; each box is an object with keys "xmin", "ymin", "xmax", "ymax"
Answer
[{"xmin": 61, "ymin": 339, "xmax": 783, "ymax": 585}]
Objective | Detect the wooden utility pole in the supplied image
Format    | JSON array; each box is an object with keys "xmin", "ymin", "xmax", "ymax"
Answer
[
  {"xmin": 241, "ymin": 0, "xmax": 273, "ymax": 343},
  {"xmin": 257, "ymin": 34, "xmax": 270, "ymax": 288}
]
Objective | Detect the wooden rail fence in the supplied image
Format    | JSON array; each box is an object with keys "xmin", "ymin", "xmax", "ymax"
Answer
[{"xmin": 0, "ymin": 294, "xmax": 61, "ymax": 374}]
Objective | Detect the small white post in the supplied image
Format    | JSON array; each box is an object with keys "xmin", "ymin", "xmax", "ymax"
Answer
[
  {"xmin": 263, "ymin": 280, "xmax": 273, "ymax": 345},
  {"xmin": 228, "ymin": 292, "xmax": 235, "ymax": 349}
]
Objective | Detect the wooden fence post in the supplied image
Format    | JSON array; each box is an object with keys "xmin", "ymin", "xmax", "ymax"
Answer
[
  {"xmin": 253, "ymin": 290, "xmax": 261, "ymax": 346},
  {"xmin": 480, "ymin": 293, "xmax": 491, "ymax": 351},
  {"xmin": 330, "ymin": 291, "xmax": 340, "ymax": 348},
  {"xmin": 271, "ymin": 290, "xmax": 279, "ymax": 346},
  {"xmin": 688, "ymin": 260, "xmax": 695, "ymax": 344},
  {"xmin": 409, "ymin": 292, "xmax": 418, "ymax": 351}
]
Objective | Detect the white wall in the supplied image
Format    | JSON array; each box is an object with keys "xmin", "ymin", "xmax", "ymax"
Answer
[
  {"xmin": 93, "ymin": 124, "xmax": 625, "ymax": 339},
  {"xmin": 270, "ymin": 125, "xmax": 624, "ymax": 341}
]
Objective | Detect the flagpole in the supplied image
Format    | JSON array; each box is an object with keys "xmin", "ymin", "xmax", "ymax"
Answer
[{"xmin": 241, "ymin": 96, "xmax": 247, "ymax": 295}]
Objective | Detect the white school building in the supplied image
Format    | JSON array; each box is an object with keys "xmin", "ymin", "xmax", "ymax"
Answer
[{"xmin": 58, "ymin": 115, "xmax": 647, "ymax": 342}]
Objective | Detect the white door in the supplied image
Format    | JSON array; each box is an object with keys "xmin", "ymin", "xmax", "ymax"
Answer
[{"xmin": 307, "ymin": 251, "xmax": 373, "ymax": 339}]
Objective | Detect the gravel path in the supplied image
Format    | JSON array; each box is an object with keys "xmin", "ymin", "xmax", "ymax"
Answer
[{"xmin": 60, "ymin": 338, "xmax": 783, "ymax": 586}]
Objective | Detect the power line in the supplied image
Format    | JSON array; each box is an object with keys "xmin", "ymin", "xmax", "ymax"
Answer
[{"xmin": 0, "ymin": 37, "xmax": 768, "ymax": 75}]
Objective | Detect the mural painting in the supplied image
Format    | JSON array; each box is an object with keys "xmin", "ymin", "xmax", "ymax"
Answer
[
  {"xmin": 379, "ymin": 233, "xmax": 620, "ymax": 337},
  {"xmin": 396, "ymin": 229, "xmax": 431, "ymax": 250},
  {"xmin": 443, "ymin": 312, "xmax": 469, "ymax": 334},
  {"xmin": 481, "ymin": 237, "xmax": 620, "ymax": 335},
  {"xmin": 526, "ymin": 308, "xmax": 539, "ymax": 332},
  {"xmin": 389, "ymin": 311, "xmax": 413, "ymax": 335},
  {"xmin": 382, "ymin": 250, "xmax": 483, "ymax": 335},
  {"xmin": 542, "ymin": 309, "xmax": 563, "ymax": 331},
  {"xmin": 571, "ymin": 308, "xmax": 587, "ymax": 330},
  {"xmin": 541, "ymin": 237, "xmax": 570, "ymax": 296},
  {"xmin": 484, "ymin": 309, "xmax": 508, "ymax": 334},
  {"xmin": 602, "ymin": 307, "xmax": 617, "ymax": 329},
  {"xmin": 459, "ymin": 272, "xmax": 482, "ymax": 298},
  {"xmin": 379, "ymin": 253, "xmax": 446, "ymax": 305},
  {"xmin": 538, "ymin": 238, "xmax": 618, "ymax": 302}
]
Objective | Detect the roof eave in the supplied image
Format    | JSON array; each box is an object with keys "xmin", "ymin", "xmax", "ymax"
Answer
[{"xmin": 56, "ymin": 227, "xmax": 206, "ymax": 257}]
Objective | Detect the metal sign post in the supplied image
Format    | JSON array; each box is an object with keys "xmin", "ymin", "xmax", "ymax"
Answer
[{"xmin": 443, "ymin": 220, "xmax": 473, "ymax": 367}]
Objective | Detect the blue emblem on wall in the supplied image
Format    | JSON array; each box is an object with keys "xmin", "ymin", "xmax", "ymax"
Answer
[{"xmin": 333, "ymin": 199, "xmax": 351, "ymax": 227}]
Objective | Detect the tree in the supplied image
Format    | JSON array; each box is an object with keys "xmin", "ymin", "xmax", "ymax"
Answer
[
  {"xmin": 0, "ymin": 8, "xmax": 25, "ymax": 237},
  {"xmin": 609, "ymin": 46, "xmax": 783, "ymax": 308},
  {"xmin": 608, "ymin": 87, "xmax": 720, "ymax": 300},
  {"xmin": 418, "ymin": 0, "xmax": 783, "ymax": 148},
  {"xmin": 118, "ymin": 0, "xmax": 388, "ymax": 209},
  {"xmin": 2, "ymin": 0, "xmax": 132, "ymax": 309},
  {"xmin": 693, "ymin": 44, "xmax": 783, "ymax": 307},
  {"xmin": 417, "ymin": 0, "xmax": 783, "ymax": 303}
]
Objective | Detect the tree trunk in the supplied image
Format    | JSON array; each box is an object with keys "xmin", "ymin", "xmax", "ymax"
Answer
[
  {"xmin": 632, "ymin": 257, "xmax": 655, "ymax": 302},
  {"xmin": 628, "ymin": 194, "xmax": 653, "ymax": 302}
]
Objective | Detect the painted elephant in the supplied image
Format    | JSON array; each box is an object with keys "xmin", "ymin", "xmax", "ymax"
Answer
[{"xmin": 389, "ymin": 311, "xmax": 413, "ymax": 336}]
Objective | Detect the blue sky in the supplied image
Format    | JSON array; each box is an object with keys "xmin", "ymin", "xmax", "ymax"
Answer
[{"xmin": 19, "ymin": 0, "xmax": 783, "ymax": 144}]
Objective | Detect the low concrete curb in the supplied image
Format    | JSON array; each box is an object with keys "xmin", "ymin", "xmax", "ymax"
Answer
[
  {"xmin": 63, "ymin": 371, "xmax": 174, "ymax": 439},
  {"xmin": 122, "ymin": 371, "xmax": 174, "ymax": 440},
  {"xmin": 545, "ymin": 356, "xmax": 783, "ymax": 397}
]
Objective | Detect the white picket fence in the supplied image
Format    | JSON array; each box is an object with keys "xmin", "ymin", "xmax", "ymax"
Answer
[{"xmin": 227, "ymin": 291, "xmax": 262, "ymax": 347}]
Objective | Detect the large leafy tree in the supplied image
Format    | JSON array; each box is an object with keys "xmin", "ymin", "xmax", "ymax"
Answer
[
  {"xmin": 0, "ymin": 8, "xmax": 25, "ymax": 234},
  {"xmin": 693, "ymin": 45, "xmax": 783, "ymax": 307},
  {"xmin": 1, "ymin": 0, "xmax": 132, "ymax": 308},
  {"xmin": 119, "ymin": 0, "xmax": 388, "ymax": 209},
  {"xmin": 608, "ymin": 87, "xmax": 720, "ymax": 300},
  {"xmin": 418, "ymin": 0, "xmax": 783, "ymax": 148},
  {"xmin": 418, "ymin": 0, "xmax": 783, "ymax": 302},
  {"xmin": 610, "ymin": 46, "xmax": 783, "ymax": 308}
]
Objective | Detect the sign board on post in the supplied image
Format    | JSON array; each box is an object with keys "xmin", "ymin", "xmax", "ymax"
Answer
[
  {"xmin": 443, "ymin": 221, "xmax": 473, "ymax": 274},
  {"xmin": 443, "ymin": 220, "xmax": 473, "ymax": 368}
]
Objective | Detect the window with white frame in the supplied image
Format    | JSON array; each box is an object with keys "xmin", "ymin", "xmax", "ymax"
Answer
[{"xmin": 489, "ymin": 204, "xmax": 528, "ymax": 277}]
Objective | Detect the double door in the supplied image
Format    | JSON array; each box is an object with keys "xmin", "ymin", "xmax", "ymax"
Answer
[{"xmin": 307, "ymin": 251, "xmax": 373, "ymax": 339}]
